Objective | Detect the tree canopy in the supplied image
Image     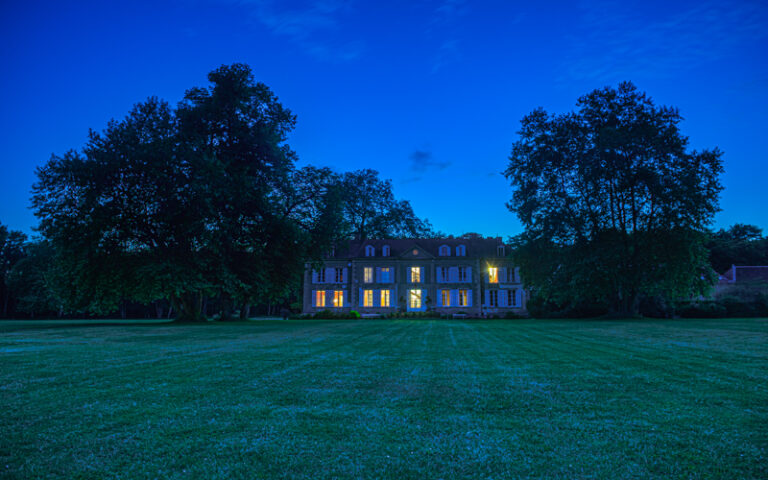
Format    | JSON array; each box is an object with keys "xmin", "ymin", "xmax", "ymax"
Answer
[
  {"xmin": 339, "ymin": 169, "xmax": 439, "ymax": 240},
  {"xmin": 31, "ymin": 64, "xmax": 343, "ymax": 321},
  {"xmin": 505, "ymin": 82, "xmax": 724, "ymax": 315},
  {"xmin": 707, "ymin": 224, "xmax": 768, "ymax": 273}
]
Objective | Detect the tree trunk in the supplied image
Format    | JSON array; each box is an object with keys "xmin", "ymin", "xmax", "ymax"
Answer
[
  {"xmin": 154, "ymin": 300, "xmax": 164, "ymax": 319},
  {"xmin": 219, "ymin": 294, "xmax": 234, "ymax": 321},
  {"xmin": 613, "ymin": 291, "xmax": 640, "ymax": 318},
  {"xmin": 239, "ymin": 303, "xmax": 249, "ymax": 320},
  {"xmin": 173, "ymin": 292, "xmax": 204, "ymax": 322},
  {"xmin": 2, "ymin": 288, "xmax": 9, "ymax": 318}
]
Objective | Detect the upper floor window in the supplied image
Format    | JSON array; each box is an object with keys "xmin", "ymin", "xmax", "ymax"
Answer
[
  {"xmin": 456, "ymin": 245, "xmax": 466, "ymax": 256},
  {"xmin": 316, "ymin": 269, "xmax": 326, "ymax": 283},
  {"xmin": 506, "ymin": 268, "xmax": 515, "ymax": 283},
  {"xmin": 458, "ymin": 267, "xmax": 467, "ymax": 282},
  {"xmin": 382, "ymin": 245, "xmax": 390, "ymax": 257},
  {"xmin": 380, "ymin": 267, "xmax": 392, "ymax": 283},
  {"xmin": 497, "ymin": 245, "xmax": 505, "ymax": 257},
  {"xmin": 410, "ymin": 266, "xmax": 422, "ymax": 283},
  {"xmin": 488, "ymin": 267, "xmax": 498, "ymax": 283},
  {"xmin": 439, "ymin": 245, "xmax": 450, "ymax": 256},
  {"xmin": 440, "ymin": 266, "xmax": 449, "ymax": 282},
  {"xmin": 335, "ymin": 267, "xmax": 344, "ymax": 283},
  {"xmin": 364, "ymin": 267, "xmax": 373, "ymax": 283},
  {"xmin": 365, "ymin": 245, "xmax": 375, "ymax": 257}
]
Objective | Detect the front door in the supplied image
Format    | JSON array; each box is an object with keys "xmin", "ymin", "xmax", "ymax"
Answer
[{"xmin": 408, "ymin": 289, "xmax": 423, "ymax": 311}]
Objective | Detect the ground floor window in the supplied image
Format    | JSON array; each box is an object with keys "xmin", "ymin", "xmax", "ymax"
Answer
[
  {"xmin": 459, "ymin": 289, "xmax": 468, "ymax": 307},
  {"xmin": 508, "ymin": 289, "xmax": 516, "ymax": 306},
  {"xmin": 441, "ymin": 289, "xmax": 450, "ymax": 307},
  {"xmin": 333, "ymin": 290, "xmax": 344, "ymax": 307},
  {"xmin": 315, "ymin": 290, "xmax": 326, "ymax": 307},
  {"xmin": 381, "ymin": 289, "xmax": 390, "ymax": 307},
  {"xmin": 489, "ymin": 290, "xmax": 498, "ymax": 307},
  {"xmin": 363, "ymin": 289, "xmax": 373, "ymax": 307},
  {"xmin": 409, "ymin": 289, "xmax": 422, "ymax": 309}
]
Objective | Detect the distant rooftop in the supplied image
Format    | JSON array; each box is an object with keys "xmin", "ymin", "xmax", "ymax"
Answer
[{"xmin": 719, "ymin": 265, "xmax": 768, "ymax": 284}]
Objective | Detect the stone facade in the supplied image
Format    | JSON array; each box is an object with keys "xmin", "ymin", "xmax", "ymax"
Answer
[{"xmin": 302, "ymin": 238, "xmax": 527, "ymax": 316}]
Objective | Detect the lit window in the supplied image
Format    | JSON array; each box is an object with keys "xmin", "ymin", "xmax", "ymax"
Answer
[
  {"xmin": 316, "ymin": 290, "xmax": 326, "ymax": 307},
  {"xmin": 459, "ymin": 267, "xmax": 467, "ymax": 282},
  {"xmin": 441, "ymin": 289, "xmax": 450, "ymax": 307},
  {"xmin": 410, "ymin": 266, "xmax": 421, "ymax": 283},
  {"xmin": 363, "ymin": 289, "xmax": 373, "ymax": 307},
  {"xmin": 335, "ymin": 268, "xmax": 343, "ymax": 283},
  {"xmin": 489, "ymin": 290, "xmax": 498, "ymax": 307},
  {"xmin": 409, "ymin": 289, "xmax": 422, "ymax": 309},
  {"xmin": 456, "ymin": 245, "xmax": 466, "ymax": 256},
  {"xmin": 488, "ymin": 267, "xmax": 498, "ymax": 283},
  {"xmin": 382, "ymin": 245, "xmax": 390, "ymax": 257},
  {"xmin": 508, "ymin": 289, "xmax": 516, "ymax": 306},
  {"xmin": 380, "ymin": 289, "xmax": 390, "ymax": 307},
  {"xmin": 333, "ymin": 290, "xmax": 344, "ymax": 307},
  {"xmin": 365, "ymin": 245, "xmax": 375, "ymax": 257},
  {"xmin": 364, "ymin": 267, "xmax": 373, "ymax": 283},
  {"xmin": 439, "ymin": 245, "xmax": 450, "ymax": 256},
  {"xmin": 459, "ymin": 289, "xmax": 468, "ymax": 307}
]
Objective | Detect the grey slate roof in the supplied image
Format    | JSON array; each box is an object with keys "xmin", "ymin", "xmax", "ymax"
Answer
[{"xmin": 331, "ymin": 237, "xmax": 507, "ymax": 259}]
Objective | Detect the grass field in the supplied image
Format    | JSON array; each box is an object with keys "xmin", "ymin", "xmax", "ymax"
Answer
[{"xmin": 1, "ymin": 318, "xmax": 766, "ymax": 479}]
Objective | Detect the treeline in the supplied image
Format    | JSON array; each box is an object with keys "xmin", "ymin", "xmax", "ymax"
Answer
[{"xmin": 0, "ymin": 64, "xmax": 438, "ymax": 321}]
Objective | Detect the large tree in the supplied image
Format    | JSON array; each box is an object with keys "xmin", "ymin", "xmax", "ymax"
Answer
[
  {"xmin": 32, "ymin": 64, "xmax": 340, "ymax": 321},
  {"xmin": 505, "ymin": 82, "xmax": 723, "ymax": 316}
]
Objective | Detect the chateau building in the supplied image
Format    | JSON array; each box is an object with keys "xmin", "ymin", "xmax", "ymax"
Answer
[{"xmin": 302, "ymin": 238, "xmax": 527, "ymax": 316}]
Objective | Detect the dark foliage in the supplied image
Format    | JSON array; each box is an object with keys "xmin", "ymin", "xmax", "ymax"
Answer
[{"xmin": 505, "ymin": 82, "xmax": 723, "ymax": 316}]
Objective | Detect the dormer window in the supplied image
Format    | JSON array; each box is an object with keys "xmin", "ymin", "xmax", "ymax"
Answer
[
  {"xmin": 456, "ymin": 245, "xmax": 466, "ymax": 256},
  {"xmin": 382, "ymin": 245, "xmax": 390, "ymax": 257},
  {"xmin": 497, "ymin": 245, "xmax": 505, "ymax": 256},
  {"xmin": 365, "ymin": 245, "xmax": 375, "ymax": 257},
  {"xmin": 439, "ymin": 245, "xmax": 450, "ymax": 256}
]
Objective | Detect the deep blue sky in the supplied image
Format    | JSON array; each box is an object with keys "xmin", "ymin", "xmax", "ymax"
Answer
[{"xmin": 2, "ymin": 0, "xmax": 767, "ymax": 238}]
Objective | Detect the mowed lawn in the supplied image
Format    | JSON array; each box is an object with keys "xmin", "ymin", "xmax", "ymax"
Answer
[{"xmin": 1, "ymin": 319, "xmax": 766, "ymax": 479}]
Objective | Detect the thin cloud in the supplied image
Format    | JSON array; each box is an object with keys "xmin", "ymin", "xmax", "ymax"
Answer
[
  {"xmin": 410, "ymin": 149, "xmax": 451, "ymax": 173},
  {"xmin": 236, "ymin": 0, "xmax": 364, "ymax": 62},
  {"xmin": 561, "ymin": 0, "xmax": 768, "ymax": 82}
]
